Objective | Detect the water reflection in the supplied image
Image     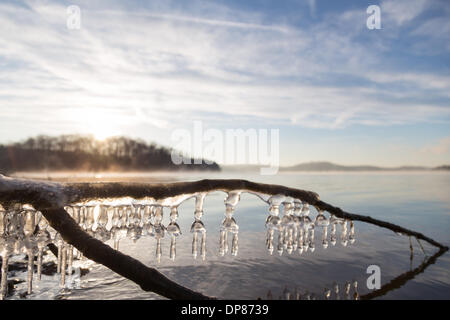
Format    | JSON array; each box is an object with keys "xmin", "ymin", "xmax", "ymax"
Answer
[{"xmin": 264, "ymin": 280, "xmax": 360, "ymax": 300}]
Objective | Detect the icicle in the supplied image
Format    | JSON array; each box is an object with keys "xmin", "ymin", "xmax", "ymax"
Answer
[
  {"xmin": 98, "ymin": 205, "xmax": 109, "ymax": 228},
  {"xmin": 22, "ymin": 208, "xmax": 36, "ymax": 295},
  {"xmin": 71, "ymin": 206, "xmax": 80, "ymax": 224},
  {"xmin": 169, "ymin": 237, "xmax": 176, "ymax": 261},
  {"xmin": 219, "ymin": 230, "xmax": 226, "ymax": 256},
  {"xmin": 324, "ymin": 288, "xmax": 331, "ymax": 300},
  {"xmin": 145, "ymin": 206, "xmax": 155, "ymax": 237},
  {"xmin": 297, "ymin": 228, "xmax": 304, "ymax": 254},
  {"xmin": 330, "ymin": 219, "xmax": 337, "ymax": 246},
  {"xmin": 294, "ymin": 287, "xmax": 301, "ymax": 300},
  {"xmin": 341, "ymin": 220, "xmax": 348, "ymax": 247},
  {"xmin": 283, "ymin": 286, "xmax": 291, "ymax": 300},
  {"xmin": 126, "ymin": 205, "xmax": 143, "ymax": 243},
  {"xmin": 166, "ymin": 207, "xmax": 181, "ymax": 261},
  {"xmin": 322, "ymin": 224, "xmax": 329, "ymax": 249},
  {"xmin": 314, "ymin": 209, "xmax": 329, "ymax": 249},
  {"xmin": 266, "ymin": 229, "xmax": 274, "ymax": 255},
  {"xmin": 192, "ymin": 232, "xmax": 198, "ymax": 259},
  {"xmin": 96, "ymin": 205, "xmax": 110, "ymax": 241},
  {"xmin": 0, "ymin": 206, "xmax": 6, "ymax": 236},
  {"xmin": 281, "ymin": 197, "xmax": 295, "ymax": 254},
  {"xmin": 266, "ymin": 194, "xmax": 284, "ymax": 229},
  {"xmin": 200, "ymin": 232, "xmax": 206, "ymax": 260},
  {"xmin": 220, "ymin": 192, "xmax": 240, "ymax": 257},
  {"xmin": 127, "ymin": 224, "xmax": 142, "ymax": 243},
  {"xmin": 111, "ymin": 206, "xmax": 125, "ymax": 250},
  {"xmin": 353, "ymin": 280, "xmax": 359, "ymax": 300},
  {"xmin": 67, "ymin": 245, "xmax": 73, "ymax": 279},
  {"xmin": 119, "ymin": 206, "xmax": 128, "ymax": 228},
  {"xmin": 314, "ymin": 209, "xmax": 328, "ymax": 227},
  {"xmin": 308, "ymin": 227, "xmax": 315, "ymax": 252},
  {"xmin": 265, "ymin": 194, "xmax": 285, "ymax": 254},
  {"xmin": 302, "ymin": 227, "xmax": 309, "ymax": 253},
  {"xmin": 111, "ymin": 206, "xmax": 120, "ymax": 227},
  {"xmin": 152, "ymin": 206, "xmax": 165, "ymax": 261},
  {"xmin": 111, "ymin": 206, "xmax": 124, "ymax": 250},
  {"xmin": 113, "ymin": 230, "xmax": 119, "ymax": 251},
  {"xmin": 12, "ymin": 208, "xmax": 25, "ymax": 257},
  {"xmin": 0, "ymin": 208, "xmax": 13, "ymax": 299},
  {"xmin": 231, "ymin": 233, "xmax": 238, "ymax": 256},
  {"xmin": 25, "ymin": 241, "xmax": 35, "ymax": 295},
  {"xmin": 85, "ymin": 205, "xmax": 95, "ymax": 234},
  {"xmin": 299, "ymin": 204, "xmax": 312, "ymax": 253},
  {"xmin": 277, "ymin": 231, "xmax": 284, "ymax": 256},
  {"xmin": 134, "ymin": 205, "xmax": 142, "ymax": 226},
  {"xmin": 333, "ymin": 282, "xmax": 340, "ymax": 300},
  {"xmin": 142, "ymin": 205, "xmax": 152, "ymax": 224},
  {"xmin": 349, "ymin": 221, "xmax": 355, "ymax": 244},
  {"xmin": 56, "ymin": 233, "xmax": 63, "ymax": 274},
  {"xmin": 191, "ymin": 193, "xmax": 206, "ymax": 260},
  {"xmin": 60, "ymin": 206, "xmax": 75, "ymax": 278},
  {"xmin": 156, "ymin": 238, "xmax": 162, "ymax": 263},
  {"xmin": 292, "ymin": 199, "xmax": 303, "ymax": 251},
  {"xmin": 0, "ymin": 253, "xmax": 9, "ymax": 300},
  {"xmin": 23, "ymin": 208, "xmax": 36, "ymax": 237},
  {"xmin": 36, "ymin": 215, "xmax": 49, "ymax": 281},
  {"xmin": 140, "ymin": 205, "xmax": 152, "ymax": 238},
  {"xmin": 301, "ymin": 202, "xmax": 310, "ymax": 216},
  {"xmin": 344, "ymin": 281, "xmax": 351, "ymax": 300},
  {"xmin": 79, "ymin": 206, "xmax": 86, "ymax": 230},
  {"xmin": 60, "ymin": 242, "xmax": 67, "ymax": 287},
  {"xmin": 125, "ymin": 205, "xmax": 132, "ymax": 228}
]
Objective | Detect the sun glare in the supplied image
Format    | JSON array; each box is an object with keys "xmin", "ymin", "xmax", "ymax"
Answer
[
  {"xmin": 92, "ymin": 128, "xmax": 116, "ymax": 141},
  {"xmin": 85, "ymin": 109, "xmax": 121, "ymax": 141},
  {"xmin": 91, "ymin": 125, "xmax": 119, "ymax": 141}
]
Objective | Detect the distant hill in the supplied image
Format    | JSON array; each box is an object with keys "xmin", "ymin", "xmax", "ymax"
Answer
[
  {"xmin": 223, "ymin": 161, "xmax": 449, "ymax": 172},
  {"xmin": 433, "ymin": 165, "xmax": 450, "ymax": 171},
  {"xmin": 281, "ymin": 162, "xmax": 429, "ymax": 172},
  {"xmin": 0, "ymin": 135, "xmax": 220, "ymax": 174}
]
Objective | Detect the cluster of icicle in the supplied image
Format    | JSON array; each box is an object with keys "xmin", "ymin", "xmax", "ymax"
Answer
[
  {"xmin": 63, "ymin": 192, "xmax": 210, "ymax": 262},
  {"xmin": 0, "ymin": 203, "xmax": 57, "ymax": 300},
  {"xmin": 265, "ymin": 194, "xmax": 355, "ymax": 256},
  {"xmin": 0, "ymin": 191, "xmax": 355, "ymax": 299},
  {"xmin": 267, "ymin": 280, "xmax": 360, "ymax": 300}
]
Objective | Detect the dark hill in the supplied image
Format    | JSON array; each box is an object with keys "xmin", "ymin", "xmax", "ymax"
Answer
[{"xmin": 0, "ymin": 135, "xmax": 220, "ymax": 174}]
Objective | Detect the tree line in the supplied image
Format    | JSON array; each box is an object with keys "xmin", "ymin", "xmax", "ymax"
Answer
[{"xmin": 0, "ymin": 135, "xmax": 220, "ymax": 173}]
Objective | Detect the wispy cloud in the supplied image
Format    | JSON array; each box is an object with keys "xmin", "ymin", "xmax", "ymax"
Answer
[
  {"xmin": 0, "ymin": 0, "xmax": 449, "ymax": 143},
  {"xmin": 381, "ymin": 0, "xmax": 430, "ymax": 26}
]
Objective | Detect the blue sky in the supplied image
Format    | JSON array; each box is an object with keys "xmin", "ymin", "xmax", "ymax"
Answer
[{"xmin": 0, "ymin": 0, "xmax": 449, "ymax": 167}]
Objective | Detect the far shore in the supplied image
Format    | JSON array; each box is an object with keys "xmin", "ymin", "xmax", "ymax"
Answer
[{"xmin": 5, "ymin": 168, "xmax": 449, "ymax": 183}]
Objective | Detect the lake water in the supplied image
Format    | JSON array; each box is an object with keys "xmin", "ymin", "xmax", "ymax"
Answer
[{"xmin": 7, "ymin": 171, "xmax": 450, "ymax": 300}]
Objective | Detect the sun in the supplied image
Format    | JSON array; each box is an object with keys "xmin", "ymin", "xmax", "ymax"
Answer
[
  {"xmin": 85, "ymin": 110, "xmax": 121, "ymax": 141},
  {"xmin": 92, "ymin": 127, "xmax": 116, "ymax": 141},
  {"xmin": 90, "ymin": 125, "xmax": 119, "ymax": 141}
]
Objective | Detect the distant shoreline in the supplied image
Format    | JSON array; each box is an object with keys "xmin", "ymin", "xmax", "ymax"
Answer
[{"xmin": 222, "ymin": 162, "xmax": 450, "ymax": 173}]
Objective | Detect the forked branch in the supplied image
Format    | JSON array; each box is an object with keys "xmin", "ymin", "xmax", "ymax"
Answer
[{"xmin": 0, "ymin": 175, "xmax": 447, "ymax": 300}]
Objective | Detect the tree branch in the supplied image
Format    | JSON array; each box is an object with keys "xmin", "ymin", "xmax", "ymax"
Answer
[{"xmin": 0, "ymin": 175, "xmax": 447, "ymax": 300}]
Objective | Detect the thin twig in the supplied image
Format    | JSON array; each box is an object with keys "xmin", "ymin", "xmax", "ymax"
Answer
[{"xmin": 416, "ymin": 238, "xmax": 427, "ymax": 256}]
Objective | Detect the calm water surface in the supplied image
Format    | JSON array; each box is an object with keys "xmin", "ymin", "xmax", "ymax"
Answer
[{"xmin": 13, "ymin": 171, "xmax": 450, "ymax": 300}]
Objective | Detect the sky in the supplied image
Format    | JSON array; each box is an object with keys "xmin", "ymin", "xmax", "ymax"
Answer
[{"xmin": 0, "ymin": 0, "xmax": 449, "ymax": 167}]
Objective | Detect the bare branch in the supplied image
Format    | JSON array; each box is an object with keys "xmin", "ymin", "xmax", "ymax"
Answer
[{"xmin": 0, "ymin": 175, "xmax": 447, "ymax": 300}]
